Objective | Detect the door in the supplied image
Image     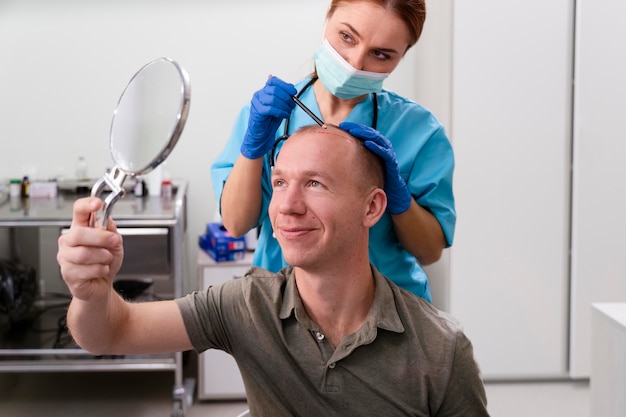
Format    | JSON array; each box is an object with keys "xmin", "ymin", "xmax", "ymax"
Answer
[
  {"xmin": 449, "ymin": 0, "xmax": 573, "ymax": 379},
  {"xmin": 569, "ymin": 0, "xmax": 626, "ymax": 378}
]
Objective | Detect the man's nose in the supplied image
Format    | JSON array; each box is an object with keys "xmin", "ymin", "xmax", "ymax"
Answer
[{"xmin": 278, "ymin": 187, "xmax": 306, "ymax": 215}]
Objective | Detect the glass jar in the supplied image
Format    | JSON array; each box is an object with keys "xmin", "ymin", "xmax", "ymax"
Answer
[{"xmin": 9, "ymin": 178, "xmax": 21, "ymax": 197}]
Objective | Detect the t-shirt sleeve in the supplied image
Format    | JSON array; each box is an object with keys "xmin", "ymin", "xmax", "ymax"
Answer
[
  {"xmin": 175, "ymin": 285, "xmax": 235, "ymax": 354},
  {"xmin": 435, "ymin": 330, "xmax": 490, "ymax": 416}
]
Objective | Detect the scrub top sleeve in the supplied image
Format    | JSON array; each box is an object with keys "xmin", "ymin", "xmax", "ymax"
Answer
[
  {"xmin": 409, "ymin": 125, "xmax": 456, "ymax": 247},
  {"xmin": 210, "ymin": 104, "xmax": 251, "ymax": 211}
]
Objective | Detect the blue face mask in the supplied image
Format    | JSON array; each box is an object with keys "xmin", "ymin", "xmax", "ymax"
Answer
[{"xmin": 314, "ymin": 39, "xmax": 389, "ymax": 99}]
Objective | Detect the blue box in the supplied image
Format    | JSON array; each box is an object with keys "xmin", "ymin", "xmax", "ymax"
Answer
[
  {"xmin": 199, "ymin": 223, "xmax": 246, "ymax": 262},
  {"xmin": 200, "ymin": 242, "xmax": 246, "ymax": 262},
  {"xmin": 203, "ymin": 223, "xmax": 246, "ymax": 252}
]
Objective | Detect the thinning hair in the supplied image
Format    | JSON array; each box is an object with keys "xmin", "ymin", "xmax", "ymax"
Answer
[{"xmin": 292, "ymin": 124, "xmax": 385, "ymax": 192}]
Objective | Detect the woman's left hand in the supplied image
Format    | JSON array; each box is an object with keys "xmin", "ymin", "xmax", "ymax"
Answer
[{"xmin": 339, "ymin": 122, "xmax": 411, "ymax": 214}]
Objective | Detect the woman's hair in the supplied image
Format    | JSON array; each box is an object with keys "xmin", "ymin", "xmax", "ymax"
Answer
[{"xmin": 326, "ymin": 0, "xmax": 427, "ymax": 50}]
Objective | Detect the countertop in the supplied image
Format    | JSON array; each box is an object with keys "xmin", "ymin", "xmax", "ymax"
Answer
[{"xmin": 0, "ymin": 180, "xmax": 187, "ymax": 227}]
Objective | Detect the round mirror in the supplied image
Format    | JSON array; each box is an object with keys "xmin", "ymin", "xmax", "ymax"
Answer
[
  {"xmin": 90, "ymin": 57, "xmax": 190, "ymax": 227},
  {"xmin": 110, "ymin": 57, "xmax": 190, "ymax": 174}
]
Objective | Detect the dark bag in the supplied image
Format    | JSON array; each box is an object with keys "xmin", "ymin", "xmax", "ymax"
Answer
[{"xmin": 0, "ymin": 259, "xmax": 37, "ymax": 322}]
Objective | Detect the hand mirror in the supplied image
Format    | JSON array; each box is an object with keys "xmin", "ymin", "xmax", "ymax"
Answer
[{"xmin": 90, "ymin": 57, "xmax": 191, "ymax": 227}]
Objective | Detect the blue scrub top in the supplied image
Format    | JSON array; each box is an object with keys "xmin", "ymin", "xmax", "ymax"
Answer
[{"xmin": 211, "ymin": 78, "xmax": 456, "ymax": 302}]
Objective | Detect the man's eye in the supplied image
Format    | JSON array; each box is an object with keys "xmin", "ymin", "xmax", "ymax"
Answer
[{"xmin": 309, "ymin": 180, "xmax": 321, "ymax": 188}]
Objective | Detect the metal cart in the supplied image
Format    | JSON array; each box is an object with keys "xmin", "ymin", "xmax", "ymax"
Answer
[{"xmin": 0, "ymin": 180, "xmax": 192, "ymax": 416}]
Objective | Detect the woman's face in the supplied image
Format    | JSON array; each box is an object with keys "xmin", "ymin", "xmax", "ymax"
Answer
[{"xmin": 323, "ymin": 1, "xmax": 411, "ymax": 74}]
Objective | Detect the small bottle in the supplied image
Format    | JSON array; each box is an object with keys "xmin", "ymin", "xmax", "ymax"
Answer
[
  {"xmin": 21, "ymin": 176, "xmax": 30, "ymax": 198},
  {"xmin": 9, "ymin": 178, "xmax": 21, "ymax": 198},
  {"xmin": 76, "ymin": 156, "xmax": 88, "ymax": 180},
  {"xmin": 161, "ymin": 180, "xmax": 172, "ymax": 199},
  {"xmin": 133, "ymin": 177, "xmax": 144, "ymax": 197}
]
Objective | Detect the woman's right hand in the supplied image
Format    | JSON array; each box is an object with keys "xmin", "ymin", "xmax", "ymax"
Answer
[{"xmin": 240, "ymin": 76, "xmax": 297, "ymax": 160}]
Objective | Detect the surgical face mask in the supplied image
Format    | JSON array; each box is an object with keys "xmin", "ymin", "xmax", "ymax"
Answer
[{"xmin": 314, "ymin": 39, "xmax": 389, "ymax": 99}]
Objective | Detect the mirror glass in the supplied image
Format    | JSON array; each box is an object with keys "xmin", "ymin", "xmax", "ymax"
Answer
[
  {"xmin": 90, "ymin": 57, "xmax": 190, "ymax": 227},
  {"xmin": 110, "ymin": 58, "xmax": 190, "ymax": 175}
]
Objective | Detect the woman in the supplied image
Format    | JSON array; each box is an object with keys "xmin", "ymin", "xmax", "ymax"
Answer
[{"xmin": 211, "ymin": 0, "xmax": 454, "ymax": 302}]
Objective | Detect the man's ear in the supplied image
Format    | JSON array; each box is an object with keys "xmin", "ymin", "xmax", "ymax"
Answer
[{"xmin": 363, "ymin": 188, "xmax": 387, "ymax": 228}]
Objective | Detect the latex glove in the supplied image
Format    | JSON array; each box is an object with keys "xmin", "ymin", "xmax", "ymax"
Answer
[
  {"xmin": 240, "ymin": 76, "xmax": 297, "ymax": 159},
  {"xmin": 339, "ymin": 122, "xmax": 412, "ymax": 215}
]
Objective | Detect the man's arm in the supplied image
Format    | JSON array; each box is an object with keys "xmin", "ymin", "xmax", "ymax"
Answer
[{"xmin": 58, "ymin": 197, "xmax": 192, "ymax": 355}]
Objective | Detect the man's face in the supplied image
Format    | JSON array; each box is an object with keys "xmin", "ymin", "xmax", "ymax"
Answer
[{"xmin": 269, "ymin": 127, "xmax": 370, "ymax": 270}]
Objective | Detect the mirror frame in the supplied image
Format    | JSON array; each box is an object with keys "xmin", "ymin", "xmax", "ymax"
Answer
[{"xmin": 90, "ymin": 57, "xmax": 191, "ymax": 227}]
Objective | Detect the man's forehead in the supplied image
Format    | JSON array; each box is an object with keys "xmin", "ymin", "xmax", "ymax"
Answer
[
  {"xmin": 287, "ymin": 127, "xmax": 355, "ymax": 153},
  {"xmin": 275, "ymin": 128, "xmax": 354, "ymax": 168}
]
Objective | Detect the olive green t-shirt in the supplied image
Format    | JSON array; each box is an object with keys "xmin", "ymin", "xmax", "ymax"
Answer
[{"xmin": 176, "ymin": 266, "xmax": 488, "ymax": 416}]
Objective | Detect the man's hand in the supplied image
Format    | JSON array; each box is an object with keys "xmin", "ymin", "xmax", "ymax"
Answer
[{"xmin": 57, "ymin": 197, "xmax": 124, "ymax": 302}]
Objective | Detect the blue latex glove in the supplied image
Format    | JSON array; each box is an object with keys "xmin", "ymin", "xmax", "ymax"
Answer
[
  {"xmin": 339, "ymin": 122, "xmax": 412, "ymax": 215},
  {"xmin": 240, "ymin": 76, "xmax": 297, "ymax": 159}
]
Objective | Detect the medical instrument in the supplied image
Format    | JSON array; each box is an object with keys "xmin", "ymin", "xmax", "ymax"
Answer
[
  {"xmin": 270, "ymin": 76, "xmax": 379, "ymax": 167},
  {"xmin": 90, "ymin": 57, "xmax": 191, "ymax": 227},
  {"xmin": 291, "ymin": 95, "xmax": 324, "ymax": 126}
]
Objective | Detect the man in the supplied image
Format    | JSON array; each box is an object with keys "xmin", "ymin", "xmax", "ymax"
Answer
[{"xmin": 57, "ymin": 124, "xmax": 488, "ymax": 416}]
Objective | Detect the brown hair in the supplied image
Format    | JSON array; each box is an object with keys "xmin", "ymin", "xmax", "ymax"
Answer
[{"xmin": 326, "ymin": 0, "xmax": 427, "ymax": 50}]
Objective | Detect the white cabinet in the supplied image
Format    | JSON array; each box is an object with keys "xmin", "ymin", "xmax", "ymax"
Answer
[
  {"xmin": 590, "ymin": 303, "xmax": 626, "ymax": 417},
  {"xmin": 448, "ymin": 0, "xmax": 573, "ymax": 379},
  {"xmin": 197, "ymin": 250, "xmax": 252, "ymax": 400}
]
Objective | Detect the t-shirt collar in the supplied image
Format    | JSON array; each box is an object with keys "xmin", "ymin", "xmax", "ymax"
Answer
[{"xmin": 278, "ymin": 265, "xmax": 405, "ymax": 335}]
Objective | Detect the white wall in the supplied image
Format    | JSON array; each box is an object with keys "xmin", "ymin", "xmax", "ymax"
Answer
[
  {"xmin": 415, "ymin": 0, "xmax": 453, "ymax": 310},
  {"xmin": 0, "ymin": 0, "xmax": 445, "ymax": 293}
]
